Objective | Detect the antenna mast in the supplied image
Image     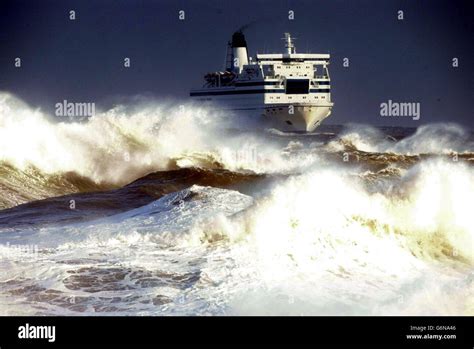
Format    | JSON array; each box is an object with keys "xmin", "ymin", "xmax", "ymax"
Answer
[{"xmin": 283, "ymin": 33, "xmax": 296, "ymax": 54}]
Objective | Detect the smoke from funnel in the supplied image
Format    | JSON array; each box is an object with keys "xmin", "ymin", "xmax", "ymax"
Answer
[{"xmin": 237, "ymin": 20, "xmax": 260, "ymax": 33}]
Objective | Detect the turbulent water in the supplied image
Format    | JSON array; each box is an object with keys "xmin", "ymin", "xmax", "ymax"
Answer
[{"xmin": 0, "ymin": 92, "xmax": 473, "ymax": 315}]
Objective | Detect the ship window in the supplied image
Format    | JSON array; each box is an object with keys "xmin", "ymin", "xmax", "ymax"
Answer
[
  {"xmin": 314, "ymin": 64, "xmax": 327, "ymax": 78},
  {"xmin": 286, "ymin": 79, "xmax": 310, "ymax": 94},
  {"xmin": 263, "ymin": 65, "xmax": 274, "ymax": 77}
]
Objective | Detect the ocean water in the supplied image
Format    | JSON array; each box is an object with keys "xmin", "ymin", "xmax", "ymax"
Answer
[{"xmin": 0, "ymin": 92, "xmax": 473, "ymax": 315}]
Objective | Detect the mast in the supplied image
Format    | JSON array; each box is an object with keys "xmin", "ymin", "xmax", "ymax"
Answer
[
  {"xmin": 225, "ymin": 41, "xmax": 233, "ymax": 71},
  {"xmin": 283, "ymin": 33, "xmax": 296, "ymax": 54}
]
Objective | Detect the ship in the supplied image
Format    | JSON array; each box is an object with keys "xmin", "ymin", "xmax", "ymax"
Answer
[{"xmin": 190, "ymin": 31, "xmax": 333, "ymax": 132}]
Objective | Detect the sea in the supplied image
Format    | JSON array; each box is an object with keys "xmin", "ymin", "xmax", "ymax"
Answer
[{"xmin": 0, "ymin": 92, "xmax": 472, "ymax": 315}]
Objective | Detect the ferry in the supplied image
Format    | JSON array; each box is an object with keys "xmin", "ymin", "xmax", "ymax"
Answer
[{"xmin": 190, "ymin": 31, "xmax": 333, "ymax": 132}]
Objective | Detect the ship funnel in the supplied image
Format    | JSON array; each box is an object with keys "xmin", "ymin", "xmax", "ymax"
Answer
[{"xmin": 230, "ymin": 31, "xmax": 248, "ymax": 73}]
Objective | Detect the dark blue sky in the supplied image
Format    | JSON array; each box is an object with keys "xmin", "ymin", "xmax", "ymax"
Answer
[{"xmin": 0, "ymin": 0, "xmax": 472, "ymax": 127}]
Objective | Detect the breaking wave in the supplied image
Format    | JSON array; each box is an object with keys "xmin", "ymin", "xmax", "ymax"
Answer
[
  {"xmin": 0, "ymin": 93, "xmax": 322, "ymax": 208},
  {"xmin": 332, "ymin": 123, "xmax": 474, "ymax": 155}
]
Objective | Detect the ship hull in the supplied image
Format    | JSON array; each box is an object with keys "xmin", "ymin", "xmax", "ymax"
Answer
[
  {"xmin": 190, "ymin": 93, "xmax": 333, "ymax": 132},
  {"xmin": 262, "ymin": 104, "xmax": 332, "ymax": 132}
]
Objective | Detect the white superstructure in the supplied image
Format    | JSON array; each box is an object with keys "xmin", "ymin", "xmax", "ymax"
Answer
[{"xmin": 190, "ymin": 31, "xmax": 333, "ymax": 132}]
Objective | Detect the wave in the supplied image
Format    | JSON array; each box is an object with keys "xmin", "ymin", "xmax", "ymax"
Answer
[
  {"xmin": 0, "ymin": 162, "xmax": 113, "ymax": 210},
  {"xmin": 0, "ymin": 167, "xmax": 263, "ymax": 228},
  {"xmin": 0, "ymin": 92, "xmax": 230, "ymax": 184},
  {"xmin": 0, "ymin": 185, "xmax": 255, "ymax": 315},
  {"xmin": 0, "ymin": 159, "xmax": 472, "ymax": 315},
  {"xmin": 0, "ymin": 93, "xmax": 326, "ymax": 208},
  {"xmin": 331, "ymin": 123, "xmax": 474, "ymax": 155},
  {"xmin": 198, "ymin": 159, "xmax": 474, "ymax": 315}
]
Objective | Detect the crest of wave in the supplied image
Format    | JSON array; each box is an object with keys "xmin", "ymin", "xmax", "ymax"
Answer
[
  {"xmin": 391, "ymin": 123, "xmax": 473, "ymax": 154},
  {"xmin": 0, "ymin": 93, "xmax": 319, "ymax": 185},
  {"xmin": 330, "ymin": 123, "xmax": 473, "ymax": 155}
]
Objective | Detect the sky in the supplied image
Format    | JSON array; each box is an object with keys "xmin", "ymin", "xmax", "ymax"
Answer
[{"xmin": 0, "ymin": 0, "xmax": 473, "ymax": 127}]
